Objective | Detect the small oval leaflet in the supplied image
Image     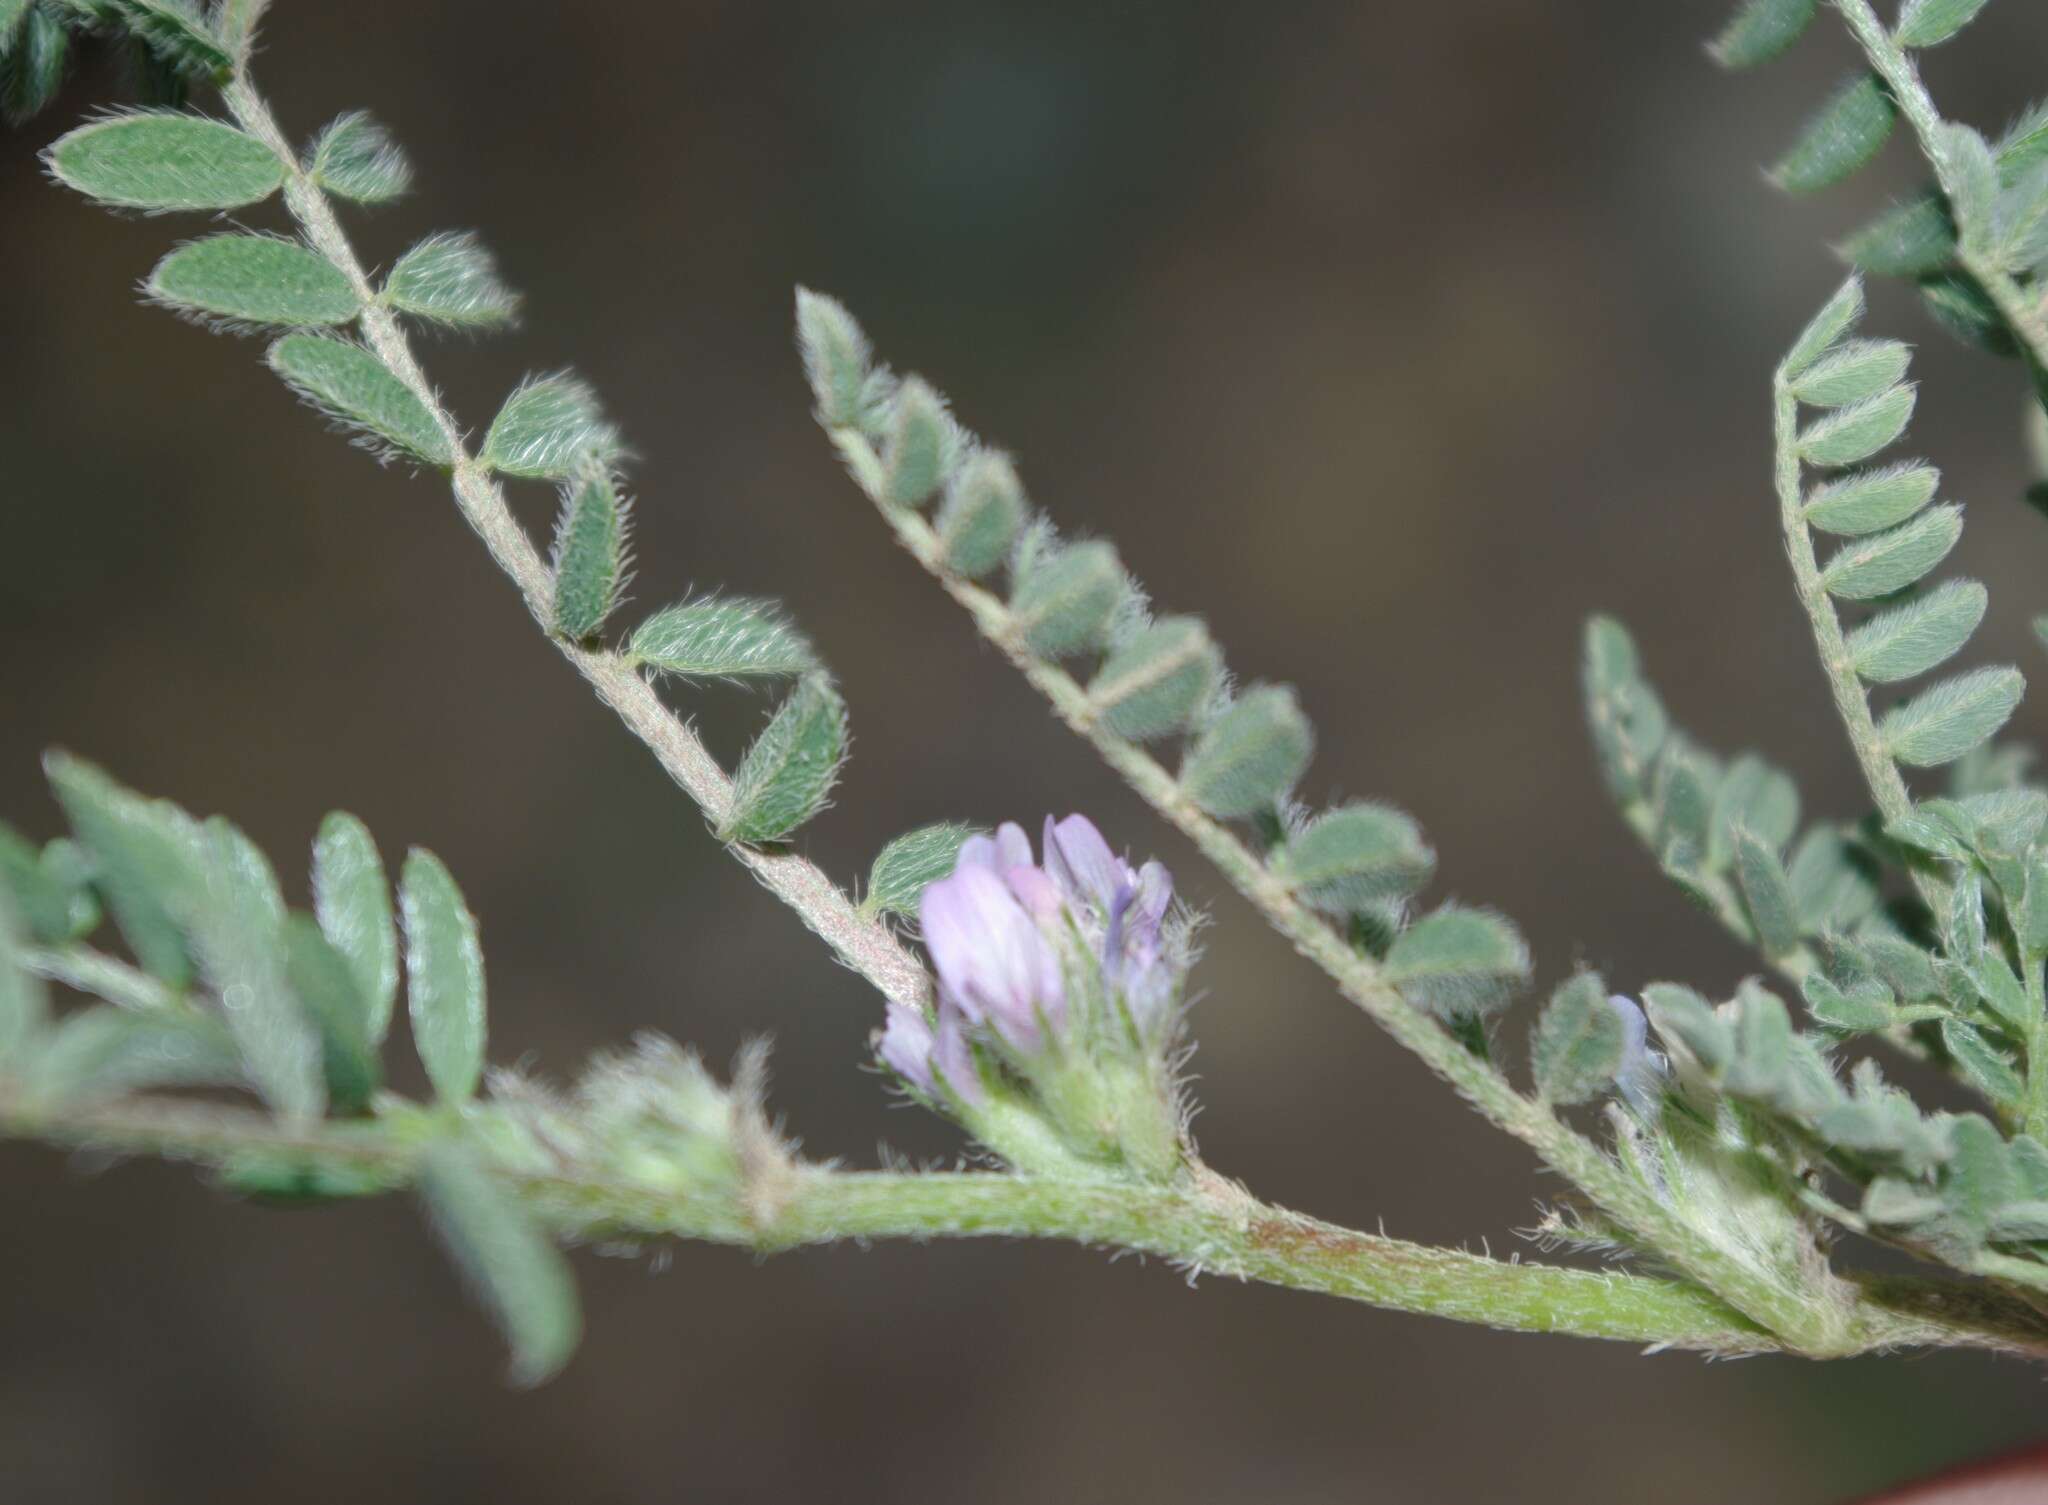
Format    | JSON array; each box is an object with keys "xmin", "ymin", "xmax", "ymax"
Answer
[
  {"xmin": 1781, "ymin": 276, "xmax": 1864, "ymax": 379},
  {"xmin": 420, "ymin": 1143, "xmax": 582, "ymax": 1387},
  {"xmin": 1879, "ymin": 666, "xmax": 2024, "ymax": 768},
  {"xmin": 1010, "ymin": 541, "xmax": 1127, "ymax": 659},
  {"xmin": 1087, "ymin": 616, "xmax": 1221, "ymax": 741},
  {"xmin": 1802, "ymin": 463, "xmax": 1938, "ymax": 537},
  {"xmin": 282, "ymin": 914, "xmax": 381, "ymax": 1114},
  {"xmin": 629, "ymin": 597, "xmax": 818, "ymax": 681},
  {"xmin": 482, "ymin": 374, "xmax": 620, "ymax": 479},
  {"xmin": 400, "ymin": 847, "xmax": 487, "ymax": 1106},
  {"xmin": 308, "ymin": 110, "xmax": 413, "ymax": 204},
  {"xmin": 268, "ymin": 334, "xmax": 453, "ymax": 467},
  {"xmin": 1819, "ymin": 504, "xmax": 1960, "ymax": 600},
  {"xmin": 935, "ymin": 450, "xmax": 1025, "ymax": 579},
  {"xmin": 881, "ymin": 378, "xmax": 954, "ymax": 508},
  {"xmin": 1839, "ymin": 193, "xmax": 1956, "ymax": 278},
  {"xmin": 719, "ymin": 677, "xmax": 848, "ymax": 844},
  {"xmin": 1796, "ymin": 383, "xmax": 1916, "ymax": 468},
  {"xmin": 1179, "ymin": 685, "xmax": 1314, "ymax": 820},
  {"xmin": 45, "ymin": 752, "xmax": 200, "ymax": 989},
  {"xmin": 1383, "ymin": 905, "xmax": 1530, "ymax": 1020},
  {"xmin": 1529, "ymin": 972, "xmax": 1624, "ymax": 1106},
  {"xmin": 1708, "ymin": 0, "xmax": 1816, "ymax": 70},
  {"xmin": 863, "ymin": 823, "xmax": 982, "ymax": 919},
  {"xmin": 550, "ymin": 470, "xmax": 626, "ymax": 642},
  {"xmin": 1275, "ymin": 802, "xmax": 1435, "ymax": 916},
  {"xmin": 794, "ymin": 287, "xmax": 872, "ymax": 429},
  {"xmin": 149, "ymin": 235, "xmax": 360, "ymax": 328},
  {"xmin": 1769, "ymin": 73, "xmax": 1896, "ymax": 197},
  {"xmin": 1896, "ymin": 0, "xmax": 1991, "ymax": 49},
  {"xmin": 1844, "ymin": 579, "xmax": 1986, "ymax": 684},
  {"xmin": 385, "ymin": 232, "xmax": 520, "ymax": 330},
  {"xmin": 1788, "ymin": 339, "xmax": 1910, "ymax": 409},
  {"xmin": 1733, "ymin": 829, "xmax": 1801, "ymax": 958},
  {"xmin": 312, "ymin": 811, "xmax": 399, "ymax": 1043},
  {"xmin": 46, "ymin": 112, "xmax": 285, "ymax": 212}
]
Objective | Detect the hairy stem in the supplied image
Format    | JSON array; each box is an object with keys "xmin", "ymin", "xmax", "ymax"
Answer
[
  {"xmin": 828, "ymin": 438, "xmax": 1859, "ymax": 1353},
  {"xmin": 14, "ymin": 1086, "xmax": 2044, "ymax": 1357},
  {"xmin": 215, "ymin": 77, "xmax": 931, "ymax": 1017},
  {"xmin": 1830, "ymin": 0, "xmax": 2048, "ymax": 367},
  {"xmin": 1771, "ymin": 384, "xmax": 1914, "ymax": 827}
]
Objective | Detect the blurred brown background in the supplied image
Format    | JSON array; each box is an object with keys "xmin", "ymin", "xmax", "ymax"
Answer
[{"xmin": 6, "ymin": 1, "xmax": 2048, "ymax": 1500}]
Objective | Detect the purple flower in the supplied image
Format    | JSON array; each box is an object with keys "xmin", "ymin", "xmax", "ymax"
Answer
[
  {"xmin": 1608, "ymin": 995, "xmax": 1664, "ymax": 1117},
  {"xmin": 878, "ymin": 1002, "xmax": 936, "ymax": 1093},
  {"xmin": 921, "ymin": 862, "xmax": 1066, "ymax": 1049}
]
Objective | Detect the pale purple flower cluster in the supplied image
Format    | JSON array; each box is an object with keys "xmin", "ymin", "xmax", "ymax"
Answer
[
  {"xmin": 1607, "ymin": 994, "xmax": 1664, "ymax": 1117},
  {"xmin": 879, "ymin": 815, "xmax": 1179, "ymax": 1101}
]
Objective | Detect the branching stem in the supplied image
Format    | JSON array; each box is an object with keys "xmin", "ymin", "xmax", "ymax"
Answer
[
  {"xmin": 830, "ymin": 435, "xmax": 1860, "ymax": 1352},
  {"xmin": 1831, "ymin": 0, "xmax": 2048, "ymax": 368},
  {"xmin": 15, "ymin": 1086, "xmax": 2048, "ymax": 1358}
]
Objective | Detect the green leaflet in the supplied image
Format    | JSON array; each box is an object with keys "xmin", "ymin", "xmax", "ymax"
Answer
[
  {"xmin": 189, "ymin": 817, "xmax": 326, "ymax": 1121},
  {"xmin": 1009, "ymin": 541, "xmax": 1126, "ymax": 659},
  {"xmin": 308, "ymin": 110, "xmax": 413, "ymax": 204},
  {"xmin": 1839, "ymin": 193, "xmax": 1957, "ymax": 277},
  {"xmin": 1086, "ymin": 616, "xmax": 1222, "ymax": 741},
  {"xmin": 385, "ymin": 232, "xmax": 520, "ymax": 329},
  {"xmin": 1788, "ymin": 339, "xmax": 1911, "ymax": 408},
  {"xmin": 1796, "ymin": 384, "xmax": 1915, "ymax": 467},
  {"xmin": 1879, "ymin": 667, "xmax": 2025, "ymax": 768},
  {"xmin": 1642, "ymin": 983, "xmax": 1731, "ymax": 1074},
  {"xmin": 312, "ymin": 811, "xmax": 398, "ymax": 1043},
  {"xmin": 1844, "ymin": 580, "xmax": 1986, "ymax": 684},
  {"xmin": 1707, "ymin": 0, "xmax": 1816, "ymax": 68},
  {"xmin": 550, "ymin": 470, "xmax": 626, "ymax": 641},
  {"xmin": 1780, "ymin": 277, "xmax": 1865, "ymax": 378},
  {"xmin": 1819, "ymin": 504, "xmax": 1960, "ymax": 600},
  {"xmin": 1733, "ymin": 829, "xmax": 1801, "ymax": 958},
  {"xmin": 880, "ymin": 378, "xmax": 955, "ymax": 508},
  {"xmin": 1581, "ymin": 616, "xmax": 1669, "ymax": 803},
  {"xmin": 934, "ymin": 450, "xmax": 1026, "ymax": 579},
  {"xmin": 1802, "ymin": 463, "xmax": 1939, "ymax": 536},
  {"xmin": 420, "ymin": 1143, "xmax": 581, "ymax": 1386},
  {"xmin": 1708, "ymin": 753, "xmax": 1799, "ymax": 867},
  {"xmin": 1529, "ymin": 971, "xmax": 1623, "ymax": 1106},
  {"xmin": 1942, "ymin": 1020, "xmax": 2024, "ymax": 1109},
  {"xmin": 482, "ymin": 374, "xmax": 620, "ymax": 479},
  {"xmin": 281, "ymin": 914, "xmax": 380, "ymax": 1114},
  {"xmin": 1274, "ymin": 803, "xmax": 1435, "ymax": 915},
  {"xmin": 45, "ymin": 111, "xmax": 283, "ymax": 211},
  {"xmin": 628, "ymin": 598, "xmax": 817, "ymax": 681},
  {"xmin": 1383, "ymin": 905, "xmax": 1530, "ymax": 1020},
  {"xmin": 719, "ymin": 677, "xmax": 848, "ymax": 844},
  {"xmin": 2, "ymin": 5, "xmax": 66, "ymax": 125},
  {"xmin": 46, "ymin": 751, "xmax": 201, "ymax": 987},
  {"xmin": 794, "ymin": 287, "xmax": 872, "ymax": 428},
  {"xmin": 0, "ymin": 825, "xmax": 95, "ymax": 944},
  {"xmin": 1179, "ymin": 685, "xmax": 1314, "ymax": 820},
  {"xmin": 148, "ymin": 234, "xmax": 360, "ymax": 328},
  {"xmin": 1770, "ymin": 74, "xmax": 1895, "ymax": 196},
  {"xmin": 1895, "ymin": 0, "xmax": 1991, "ymax": 49},
  {"xmin": 1787, "ymin": 827, "xmax": 1880, "ymax": 934},
  {"xmin": 267, "ymin": 335, "xmax": 453, "ymax": 467},
  {"xmin": 31, "ymin": 1005, "xmax": 244, "ymax": 1106},
  {"xmin": 400, "ymin": 848, "xmax": 487, "ymax": 1106},
  {"xmin": 863, "ymin": 823, "xmax": 982, "ymax": 919}
]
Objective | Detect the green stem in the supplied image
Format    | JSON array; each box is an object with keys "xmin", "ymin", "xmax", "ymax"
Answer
[
  {"xmin": 214, "ymin": 77, "xmax": 932, "ymax": 1019},
  {"xmin": 1830, "ymin": 0, "xmax": 2048, "ymax": 369},
  {"xmin": 11, "ymin": 1087, "xmax": 2043, "ymax": 1357},
  {"xmin": 834, "ymin": 439, "xmax": 1857, "ymax": 1353}
]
